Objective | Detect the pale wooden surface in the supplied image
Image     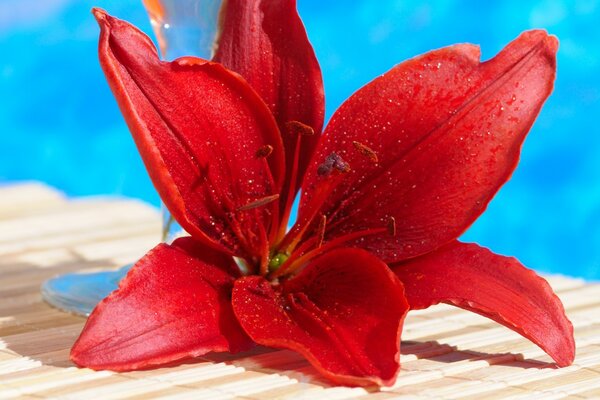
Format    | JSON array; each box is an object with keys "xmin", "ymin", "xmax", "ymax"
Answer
[{"xmin": 1, "ymin": 182, "xmax": 599, "ymax": 399}]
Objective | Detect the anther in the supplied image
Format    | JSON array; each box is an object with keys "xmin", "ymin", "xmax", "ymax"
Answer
[
  {"xmin": 352, "ymin": 141, "xmax": 378, "ymax": 163},
  {"xmin": 237, "ymin": 194, "xmax": 280, "ymax": 211},
  {"xmin": 286, "ymin": 120, "xmax": 315, "ymax": 136},
  {"xmin": 317, "ymin": 152, "xmax": 351, "ymax": 177},
  {"xmin": 256, "ymin": 144, "xmax": 273, "ymax": 158},
  {"xmin": 387, "ymin": 216, "xmax": 397, "ymax": 237},
  {"xmin": 316, "ymin": 214, "xmax": 327, "ymax": 248}
]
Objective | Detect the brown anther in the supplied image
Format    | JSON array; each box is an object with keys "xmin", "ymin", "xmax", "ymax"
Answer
[
  {"xmin": 317, "ymin": 163, "xmax": 332, "ymax": 177},
  {"xmin": 352, "ymin": 141, "xmax": 378, "ymax": 163},
  {"xmin": 286, "ymin": 120, "xmax": 315, "ymax": 136},
  {"xmin": 317, "ymin": 152, "xmax": 351, "ymax": 177},
  {"xmin": 387, "ymin": 216, "xmax": 397, "ymax": 237},
  {"xmin": 316, "ymin": 214, "xmax": 327, "ymax": 248},
  {"xmin": 237, "ymin": 194, "xmax": 280, "ymax": 211},
  {"xmin": 255, "ymin": 144, "xmax": 273, "ymax": 158}
]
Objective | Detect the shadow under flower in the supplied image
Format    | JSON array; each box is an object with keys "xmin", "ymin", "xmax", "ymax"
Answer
[{"xmin": 199, "ymin": 340, "xmax": 557, "ymax": 390}]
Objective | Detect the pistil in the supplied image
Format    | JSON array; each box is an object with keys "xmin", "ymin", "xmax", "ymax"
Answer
[{"xmin": 268, "ymin": 252, "xmax": 289, "ymax": 272}]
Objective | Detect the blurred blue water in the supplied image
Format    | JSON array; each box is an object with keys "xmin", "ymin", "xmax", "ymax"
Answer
[{"xmin": 0, "ymin": 0, "xmax": 598, "ymax": 278}]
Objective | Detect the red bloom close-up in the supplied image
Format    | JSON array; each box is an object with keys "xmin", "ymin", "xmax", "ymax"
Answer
[{"xmin": 71, "ymin": 1, "xmax": 575, "ymax": 387}]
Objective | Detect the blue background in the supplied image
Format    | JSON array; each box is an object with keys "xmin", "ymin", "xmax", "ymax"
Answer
[{"xmin": 0, "ymin": 0, "xmax": 598, "ymax": 278}]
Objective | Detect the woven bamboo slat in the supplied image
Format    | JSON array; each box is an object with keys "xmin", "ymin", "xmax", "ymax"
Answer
[{"xmin": 0, "ymin": 183, "xmax": 598, "ymax": 399}]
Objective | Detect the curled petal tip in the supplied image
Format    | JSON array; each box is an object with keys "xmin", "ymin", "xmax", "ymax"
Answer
[
  {"xmin": 520, "ymin": 29, "xmax": 559, "ymax": 55},
  {"xmin": 91, "ymin": 7, "xmax": 107, "ymax": 22},
  {"xmin": 546, "ymin": 34, "xmax": 559, "ymax": 54},
  {"xmin": 521, "ymin": 28, "xmax": 550, "ymax": 40},
  {"xmin": 451, "ymin": 43, "xmax": 481, "ymax": 63}
]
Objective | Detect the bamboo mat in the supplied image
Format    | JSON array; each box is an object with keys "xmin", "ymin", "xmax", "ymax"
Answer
[{"xmin": 1, "ymin": 182, "xmax": 599, "ymax": 399}]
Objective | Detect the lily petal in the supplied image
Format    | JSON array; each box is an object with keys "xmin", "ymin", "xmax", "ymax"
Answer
[
  {"xmin": 94, "ymin": 9, "xmax": 285, "ymax": 259},
  {"xmin": 297, "ymin": 30, "xmax": 557, "ymax": 263},
  {"xmin": 232, "ymin": 248, "xmax": 409, "ymax": 387},
  {"xmin": 393, "ymin": 241, "xmax": 575, "ymax": 367},
  {"xmin": 215, "ymin": 0, "xmax": 325, "ymax": 216},
  {"xmin": 71, "ymin": 237, "xmax": 253, "ymax": 371}
]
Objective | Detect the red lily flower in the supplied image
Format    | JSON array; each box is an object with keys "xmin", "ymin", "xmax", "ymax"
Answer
[{"xmin": 72, "ymin": 3, "xmax": 574, "ymax": 387}]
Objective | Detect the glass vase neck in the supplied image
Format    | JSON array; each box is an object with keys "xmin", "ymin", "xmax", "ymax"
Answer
[{"xmin": 143, "ymin": 0, "xmax": 223, "ymax": 60}]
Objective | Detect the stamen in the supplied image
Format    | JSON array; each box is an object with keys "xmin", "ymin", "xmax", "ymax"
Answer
[
  {"xmin": 285, "ymin": 120, "xmax": 315, "ymax": 136},
  {"xmin": 258, "ymin": 222, "xmax": 270, "ymax": 276},
  {"xmin": 316, "ymin": 214, "xmax": 327, "ymax": 248},
  {"xmin": 256, "ymin": 144, "xmax": 273, "ymax": 158},
  {"xmin": 278, "ymin": 176, "xmax": 337, "ymax": 253},
  {"xmin": 198, "ymin": 177, "xmax": 254, "ymax": 257},
  {"xmin": 317, "ymin": 152, "xmax": 351, "ymax": 177},
  {"xmin": 352, "ymin": 141, "xmax": 378, "ymax": 163},
  {"xmin": 272, "ymin": 218, "xmax": 398, "ymax": 280},
  {"xmin": 274, "ymin": 121, "xmax": 315, "ymax": 244},
  {"xmin": 237, "ymin": 194, "xmax": 280, "ymax": 212},
  {"xmin": 271, "ymin": 226, "xmax": 387, "ymax": 280},
  {"xmin": 387, "ymin": 216, "xmax": 397, "ymax": 236},
  {"xmin": 278, "ymin": 153, "xmax": 351, "ymax": 253},
  {"xmin": 191, "ymin": 162, "xmax": 268, "ymax": 260}
]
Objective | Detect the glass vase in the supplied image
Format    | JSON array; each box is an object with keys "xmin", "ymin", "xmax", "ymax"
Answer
[{"xmin": 41, "ymin": 0, "xmax": 223, "ymax": 316}]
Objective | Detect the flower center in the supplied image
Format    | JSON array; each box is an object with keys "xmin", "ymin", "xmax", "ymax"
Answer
[
  {"xmin": 269, "ymin": 216, "xmax": 396, "ymax": 280},
  {"xmin": 268, "ymin": 252, "xmax": 289, "ymax": 272},
  {"xmin": 254, "ymin": 141, "xmax": 386, "ymax": 281},
  {"xmin": 263, "ymin": 141, "xmax": 387, "ymax": 281}
]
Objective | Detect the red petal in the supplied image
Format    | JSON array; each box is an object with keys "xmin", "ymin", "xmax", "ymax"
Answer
[
  {"xmin": 93, "ymin": 9, "xmax": 285, "ymax": 259},
  {"xmin": 393, "ymin": 241, "xmax": 575, "ymax": 367},
  {"xmin": 297, "ymin": 30, "xmax": 557, "ymax": 262},
  {"xmin": 70, "ymin": 237, "xmax": 253, "ymax": 371},
  {"xmin": 232, "ymin": 248, "xmax": 409, "ymax": 387},
  {"xmin": 214, "ymin": 0, "xmax": 325, "ymax": 216}
]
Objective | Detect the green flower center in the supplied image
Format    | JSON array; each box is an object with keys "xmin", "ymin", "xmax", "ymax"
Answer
[{"xmin": 268, "ymin": 253, "xmax": 289, "ymax": 272}]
